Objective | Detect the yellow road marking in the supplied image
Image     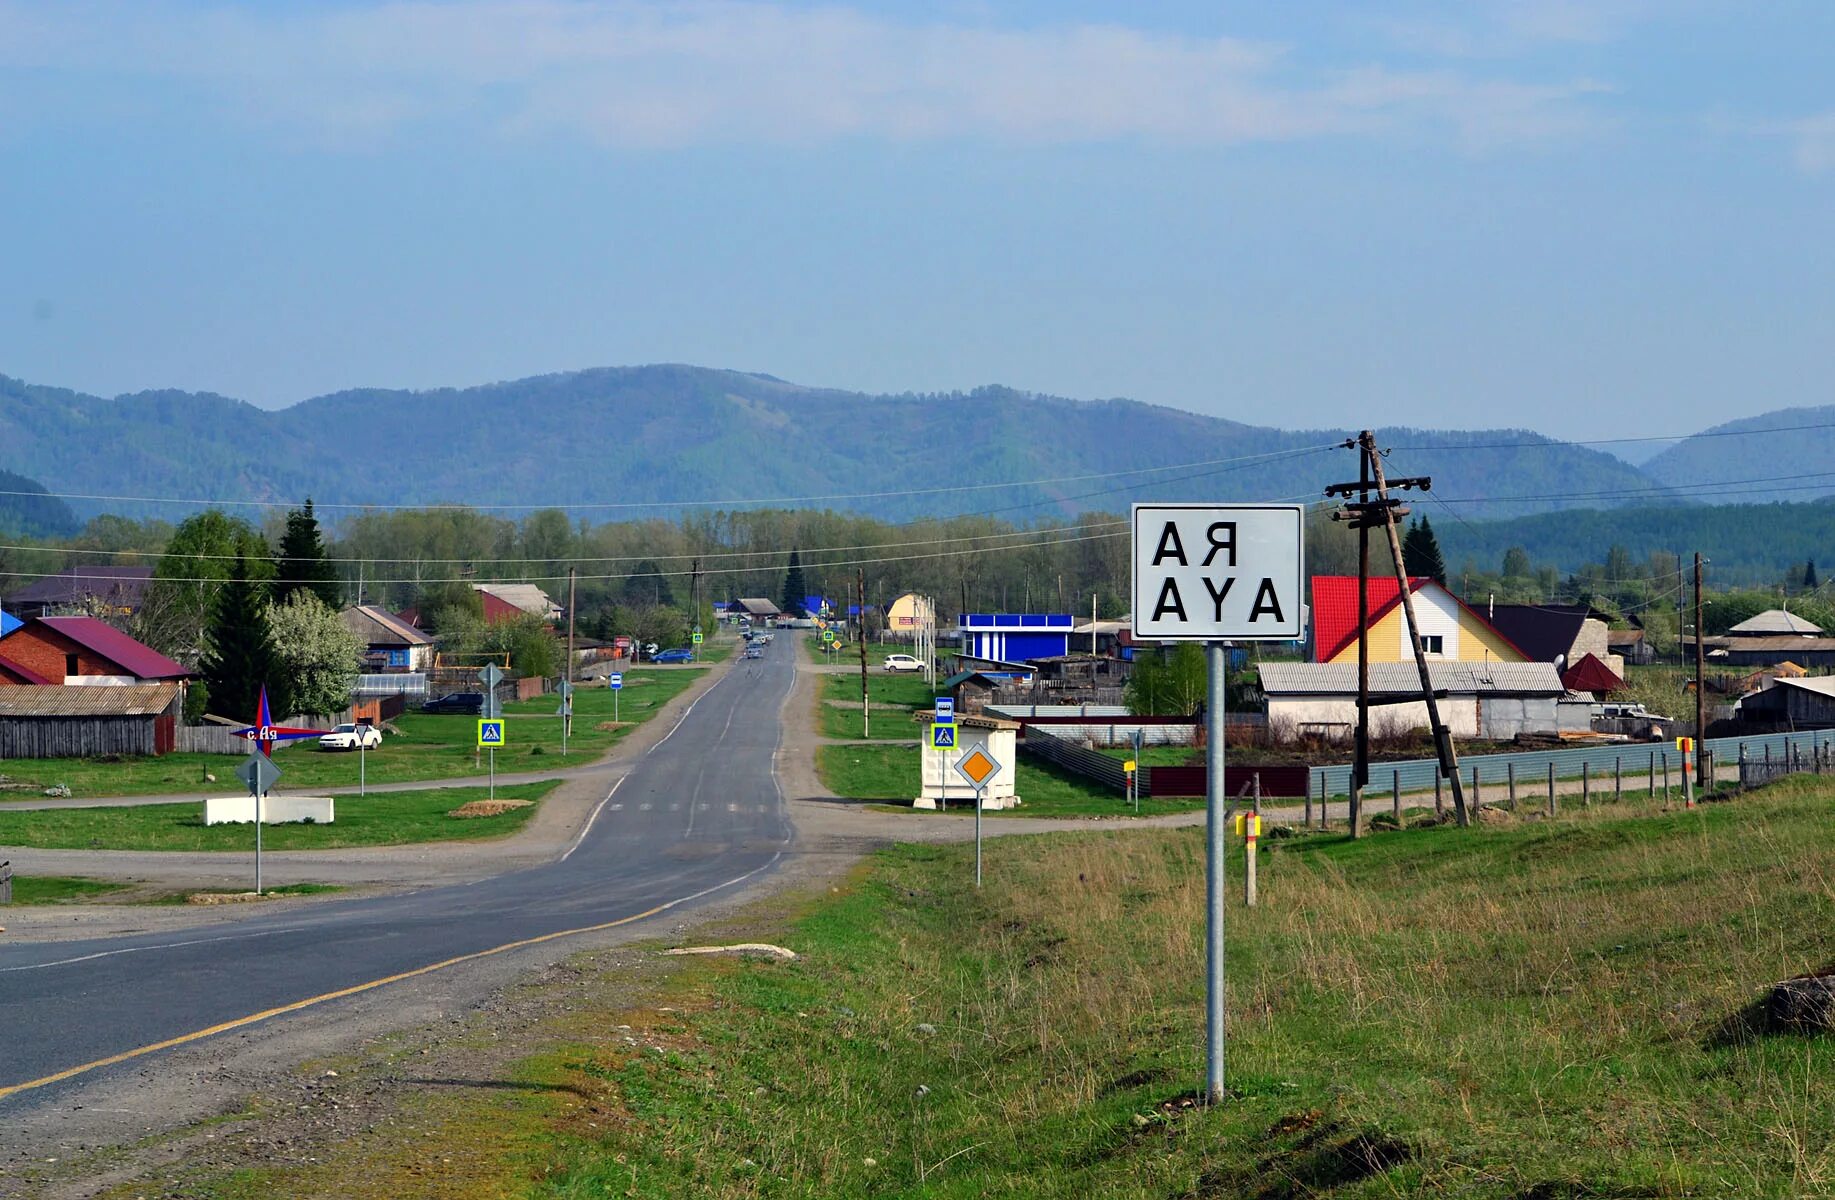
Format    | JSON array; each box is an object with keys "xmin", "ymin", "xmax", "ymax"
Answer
[{"xmin": 0, "ymin": 857, "xmax": 776, "ymax": 1103}]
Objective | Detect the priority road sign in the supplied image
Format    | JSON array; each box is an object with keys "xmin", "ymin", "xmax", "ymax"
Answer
[
  {"xmin": 480, "ymin": 663, "xmax": 505, "ymax": 688},
  {"xmin": 235, "ymin": 753, "xmax": 282, "ymax": 796},
  {"xmin": 930, "ymin": 724, "xmax": 957, "ymax": 750},
  {"xmin": 477, "ymin": 719, "xmax": 506, "ymax": 748},
  {"xmin": 1131, "ymin": 503, "xmax": 1304, "ymax": 641},
  {"xmin": 608, "ymin": 672, "xmax": 623, "ymax": 690},
  {"xmin": 953, "ymin": 746, "xmax": 1000, "ymax": 789}
]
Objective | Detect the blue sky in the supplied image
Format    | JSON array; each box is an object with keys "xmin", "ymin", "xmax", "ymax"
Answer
[{"xmin": 2, "ymin": 1, "xmax": 1831, "ymax": 441}]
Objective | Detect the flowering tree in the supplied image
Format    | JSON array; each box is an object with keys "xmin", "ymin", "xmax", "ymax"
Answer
[{"xmin": 268, "ymin": 592, "xmax": 362, "ymax": 717}]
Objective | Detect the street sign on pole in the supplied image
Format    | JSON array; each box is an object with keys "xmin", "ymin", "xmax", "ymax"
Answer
[
  {"xmin": 480, "ymin": 663, "xmax": 505, "ymax": 719},
  {"xmin": 1131, "ymin": 504, "xmax": 1305, "ymax": 642},
  {"xmin": 930, "ymin": 724, "xmax": 957, "ymax": 750},
  {"xmin": 934, "ymin": 697, "xmax": 955, "ymax": 724},
  {"xmin": 234, "ymin": 753, "xmax": 283, "ymax": 896},
  {"xmin": 954, "ymin": 746, "xmax": 1002, "ymax": 888},
  {"xmin": 1133, "ymin": 502, "xmax": 1304, "ymax": 1109},
  {"xmin": 477, "ymin": 719, "xmax": 506, "ymax": 748},
  {"xmin": 608, "ymin": 672, "xmax": 623, "ymax": 690}
]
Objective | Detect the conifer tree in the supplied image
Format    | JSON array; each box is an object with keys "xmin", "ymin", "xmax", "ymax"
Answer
[
  {"xmin": 274, "ymin": 499, "xmax": 342, "ymax": 608},
  {"xmin": 1401, "ymin": 516, "xmax": 1448, "ymax": 586},
  {"xmin": 1806, "ymin": 560, "xmax": 1819, "ymax": 591},
  {"xmin": 199, "ymin": 551, "xmax": 282, "ymax": 722},
  {"xmin": 782, "ymin": 549, "xmax": 808, "ymax": 616}
]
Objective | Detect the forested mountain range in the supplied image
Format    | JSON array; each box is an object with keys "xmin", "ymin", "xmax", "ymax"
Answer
[
  {"xmin": 0, "ymin": 468, "xmax": 79, "ymax": 537},
  {"xmin": 1641, "ymin": 406, "xmax": 1835, "ymax": 503},
  {"xmin": 1, "ymin": 365, "xmax": 1670, "ymax": 522}
]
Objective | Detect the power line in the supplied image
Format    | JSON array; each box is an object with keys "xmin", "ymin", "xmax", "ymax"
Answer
[{"xmin": 1388, "ymin": 417, "xmax": 1835, "ymax": 453}]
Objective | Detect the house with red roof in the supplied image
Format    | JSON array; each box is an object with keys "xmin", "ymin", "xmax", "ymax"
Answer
[
  {"xmin": 1310, "ymin": 576, "xmax": 1529, "ymax": 666},
  {"xmin": 0, "ymin": 616, "xmax": 190, "ymax": 686}
]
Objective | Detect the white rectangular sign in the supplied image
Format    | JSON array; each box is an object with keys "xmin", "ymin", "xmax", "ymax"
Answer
[{"xmin": 1131, "ymin": 503, "xmax": 1305, "ymax": 641}]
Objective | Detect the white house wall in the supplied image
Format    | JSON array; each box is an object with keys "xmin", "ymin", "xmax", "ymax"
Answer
[
  {"xmin": 1396, "ymin": 587, "xmax": 1463, "ymax": 659},
  {"xmin": 1268, "ymin": 697, "xmax": 1481, "ymax": 739}
]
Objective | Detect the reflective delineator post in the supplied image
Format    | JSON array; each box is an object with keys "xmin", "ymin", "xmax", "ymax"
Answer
[{"xmin": 1205, "ymin": 642, "xmax": 1227, "ymax": 1105}]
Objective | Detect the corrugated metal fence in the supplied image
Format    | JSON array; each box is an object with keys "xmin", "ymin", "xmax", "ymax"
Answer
[{"xmin": 1307, "ymin": 729, "xmax": 1835, "ymax": 798}]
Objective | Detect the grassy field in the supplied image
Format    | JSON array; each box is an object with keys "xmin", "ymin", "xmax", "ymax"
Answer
[
  {"xmin": 4, "ymin": 875, "xmax": 129, "ymax": 904},
  {"xmin": 0, "ymin": 781, "xmax": 559, "ymax": 851},
  {"xmin": 817, "ymin": 672, "xmax": 938, "ymax": 741},
  {"xmin": 0, "ymin": 668, "xmax": 706, "ymax": 800},
  {"xmin": 820, "ymin": 674, "xmax": 940, "ymax": 708},
  {"xmin": 817, "ymin": 743, "xmax": 1203, "ymax": 816},
  {"xmin": 513, "ymin": 778, "xmax": 1835, "ymax": 1197}
]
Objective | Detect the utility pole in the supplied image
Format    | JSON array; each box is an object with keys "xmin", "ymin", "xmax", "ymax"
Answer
[
  {"xmin": 566, "ymin": 566, "xmax": 577, "ymax": 687},
  {"xmin": 859, "ymin": 567, "xmax": 870, "ymax": 738},
  {"xmin": 1695, "ymin": 552, "xmax": 1707, "ymax": 787},
  {"xmin": 1327, "ymin": 433, "xmax": 1468, "ymax": 830}
]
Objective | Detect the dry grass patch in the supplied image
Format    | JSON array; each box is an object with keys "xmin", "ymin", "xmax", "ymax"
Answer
[{"xmin": 447, "ymin": 798, "xmax": 534, "ymax": 818}]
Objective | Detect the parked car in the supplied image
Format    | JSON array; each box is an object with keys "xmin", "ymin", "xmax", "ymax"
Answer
[
  {"xmin": 883, "ymin": 653, "xmax": 923, "ymax": 673},
  {"xmin": 653, "ymin": 648, "xmax": 695, "ymax": 664},
  {"xmin": 318, "ymin": 722, "xmax": 383, "ymax": 751},
  {"xmin": 421, "ymin": 692, "xmax": 485, "ymax": 714}
]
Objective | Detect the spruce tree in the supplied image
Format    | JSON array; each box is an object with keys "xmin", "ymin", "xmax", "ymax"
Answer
[
  {"xmin": 1402, "ymin": 516, "xmax": 1448, "ymax": 586},
  {"xmin": 782, "ymin": 549, "xmax": 807, "ymax": 616},
  {"xmin": 274, "ymin": 499, "xmax": 342, "ymax": 608},
  {"xmin": 199, "ymin": 551, "xmax": 282, "ymax": 722},
  {"xmin": 1806, "ymin": 560, "xmax": 1819, "ymax": 591}
]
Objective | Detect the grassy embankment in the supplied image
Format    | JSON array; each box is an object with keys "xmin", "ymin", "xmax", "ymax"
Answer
[
  {"xmin": 175, "ymin": 774, "xmax": 1835, "ymax": 1198},
  {"xmin": 4, "ymin": 875, "xmax": 129, "ymax": 904},
  {"xmin": 0, "ymin": 668, "xmax": 707, "ymax": 800},
  {"xmin": 0, "ymin": 780, "xmax": 560, "ymax": 851},
  {"xmin": 818, "ymin": 742, "xmax": 1204, "ymax": 817},
  {"xmin": 818, "ymin": 673, "xmax": 938, "ymax": 741}
]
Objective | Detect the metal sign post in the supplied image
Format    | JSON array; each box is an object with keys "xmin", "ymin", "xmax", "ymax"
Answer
[
  {"xmin": 235, "ymin": 753, "xmax": 283, "ymax": 897},
  {"xmin": 478, "ymin": 719, "xmax": 506, "ymax": 801},
  {"xmin": 954, "ymin": 746, "xmax": 1002, "ymax": 889},
  {"xmin": 1132, "ymin": 502, "xmax": 1303, "ymax": 1108},
  {"xmin": 609, "ymin": 671, "xmax": 623, "ymax": 722},
  {"xmin": 557, "ymin": 680, "xmax": 575, "ymax": 756}
]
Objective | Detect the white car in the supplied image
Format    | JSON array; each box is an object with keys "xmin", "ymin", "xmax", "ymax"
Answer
[
  {"xmin": 883, "ymin": 654, "xmax": 923, "ymax": 673},
  {"xmin": 318, "ymin": 723, "xmax": 383, "ymax": 751}
]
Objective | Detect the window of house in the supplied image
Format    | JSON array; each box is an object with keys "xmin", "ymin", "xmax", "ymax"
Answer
[
  {"xmin": 1420, "ymin": 635, "xmax": 1445, "ymax": 655},
  {"xmin": 65, "ymin": 652, "xmax": 81, "ymax": 676}
]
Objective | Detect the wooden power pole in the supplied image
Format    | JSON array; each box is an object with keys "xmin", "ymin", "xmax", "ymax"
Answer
[
  {"xmin": 859, "ymin": 567, "xmax": 870, "ymax": 738},
  {"xmin": 1695, "ymin": 552, "xmax": 1707, "ymax": 786}
]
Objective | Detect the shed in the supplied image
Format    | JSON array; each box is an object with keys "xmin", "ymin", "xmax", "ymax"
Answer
[
  {"xmin": 342, "ymin": 605, "xmax": 435, "ymax": 672},
  {"xmin": 913, "ymin": 713, "xmax": 1022, "ymax": 810},
  {"xmin": 1736, "ymin": 676, "xmax": 1835, "ymax": 729},
  {"xmin": 1257, "ymin": 661, "xmax": 1566, "ymax": 741},
  {"xmin": 0, "ymin": 682, "xmax": 182, "ymax": 757}
]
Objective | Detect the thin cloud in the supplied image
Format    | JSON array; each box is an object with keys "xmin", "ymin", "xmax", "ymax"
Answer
[{"xmin": 0, "ymin": 0, "xmax": 1612, "ymax": 150}]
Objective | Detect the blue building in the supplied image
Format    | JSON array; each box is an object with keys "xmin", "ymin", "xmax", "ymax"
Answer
[{"xmin": 957, "ymin": 613, "xmax": 1075, "ymax": 663}]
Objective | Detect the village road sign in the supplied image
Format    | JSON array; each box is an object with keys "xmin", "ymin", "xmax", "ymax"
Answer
[
  {"xmin": 934, "ymin": 697, "xmax": 954, "ymax": 724},
  {"xmin": 1131, "ymin": 503, "xmax": 1304, "ymax": 641},
  {"xmin": 236, "ymin": 753, "xmax": 282, "ymax": 797},
  {"xmin": 478, "ymin": 719, "xmax": 506, "ymax": 748},
  {"xmin": 930, "ymin": 724, "xmax": 957, "ymax": 750},
  {"xmin": 608, "ymin": 672, "xmax": 623, "ymax": 690},
  {"xmin": 953, "ymin": 746, "xmax": 1001, "ymax": 789}
]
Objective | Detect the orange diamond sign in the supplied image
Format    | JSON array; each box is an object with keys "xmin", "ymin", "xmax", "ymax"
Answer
[{"xmin": 953, "ymin": 747, "xmax": 1001, "ymax": 789}]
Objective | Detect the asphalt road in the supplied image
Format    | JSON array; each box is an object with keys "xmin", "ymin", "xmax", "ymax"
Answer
[{"xmin": 0, "ymin": 641, "xmax": 795, "ymax": 1102}]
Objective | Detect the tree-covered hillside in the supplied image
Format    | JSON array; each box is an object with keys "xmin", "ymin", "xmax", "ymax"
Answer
[
  {"xmin": 1, "ymin": 366, "xmax": 1669, "ymax": 522},
  {"xmin": 1642, "ymin": 405, "xmax": 1835, "ymax": 503},
  {"xmin": 0, "ymin": 469, "xmax": 79, "ymax": 537}
]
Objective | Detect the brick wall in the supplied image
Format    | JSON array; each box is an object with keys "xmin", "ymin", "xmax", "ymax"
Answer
[{"xmin": 0, "ymin": 625, "xmax": 125, "ymax": 681}]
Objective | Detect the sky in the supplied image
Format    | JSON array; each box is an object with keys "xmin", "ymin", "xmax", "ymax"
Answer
[{"xmin": 2, "ymin": 0, "xmax": 1832, "ymax": 442}]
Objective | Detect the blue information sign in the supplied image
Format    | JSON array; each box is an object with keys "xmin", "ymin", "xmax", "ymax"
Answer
[
  {"xmin": 930, "ymin": 724, "xmax": 957, "ymax": 750},
  {"xmin": 608, "ymin": 673, "xmax": 623, "ymax": 690}
]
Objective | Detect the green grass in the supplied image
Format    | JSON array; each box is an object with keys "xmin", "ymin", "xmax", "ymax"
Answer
[
  {"xmin": 817, "ymin": 743, "xmax": 1203, "ymax": 817},
  {"xmin": 1094, "ymin": 744, "xmax": 1195, "ymax": 767},
  {"xmin": 0, "ymin": 668, "xmax": 706, "ymax": 800},
  {"xmin": 818, "ymin": 703, "xmax": 925, "ymax": 742},
  {"xmin": 148, "ymin": 882, "xmax": 345, "ymax": 904},
  {"xmin": 523, "ymin": 778, "xmax": 1835, "ymax": 1198},
  {"xmin": 820, "ymin": 673, "xmax": 940, "ymax": 708},
  {"xmin": 4, "ymin": 875, "xmax": 130, "ymax": 904},
  {"xmin": 0, "ymin": 781, "xmax": 560, "ymax": 851}
]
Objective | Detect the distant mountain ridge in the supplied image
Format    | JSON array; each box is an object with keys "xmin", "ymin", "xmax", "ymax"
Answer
[
  {"xmin": 0, "ymin": 365, "xmax": 1690, "ymax": 523},
  {"xmin": 1642, "ymin": 406, "xmax": 1835, "ymax": 503}
]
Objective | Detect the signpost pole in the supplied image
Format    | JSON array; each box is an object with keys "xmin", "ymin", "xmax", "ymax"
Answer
[
  {"xmin": 1205, "ymin": 640, "xmax": 1227, "ymax": 1104},
  {"xmin": 359, "ymin": 739, "xmax": 366, "ymax": 798},
  {"xmin": 974, "ymin": 782, "xmax": 983, "ymax": 888},
  {"xmin": 255, "ymin": 784, "xmax": 264, "ymax": 896},
  {"xmin": 490, "ymin": 747, "xmax": 496, "ymax": 801}
]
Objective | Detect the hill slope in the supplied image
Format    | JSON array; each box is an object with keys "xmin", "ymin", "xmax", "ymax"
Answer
[
  {"xmin": 0, "ymin": 366, "xmax": 1669, "ymax": 521},
  {"xmin": 1642, "ymin": 405, "xmax": 1835, "ymax": 503},
  {"xmin": 0, "ymin": 468, "xmax": 79, "ymax": 537}
]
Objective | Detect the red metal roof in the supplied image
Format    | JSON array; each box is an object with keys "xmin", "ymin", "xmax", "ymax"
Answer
[
  {"xmin": 1311, "ymin": 576, "xmax": 1530, "ymax": 664},
  {"xmin": 1560, "ymin": 653, "xmax": 1625, "ymax": 695},
  {"xmin": 0, "ymin": 653, "xmax": 54, "ymax": 684},
  {"xmin": 31, "ymin": 616, "xmax": 190, "ymax": 680},
  {"xmin": 1311, "ymin": 576, "xmax": 1414, "ymax": 663}
]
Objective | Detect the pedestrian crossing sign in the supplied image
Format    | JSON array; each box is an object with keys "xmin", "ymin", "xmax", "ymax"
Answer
[
  {"xmin": 478, "ymin": 719, "xmax": 506, "ymax": 748},
  {"xmin": 931, "ymin": 724, "xmax": 957, "ymax": 750}
]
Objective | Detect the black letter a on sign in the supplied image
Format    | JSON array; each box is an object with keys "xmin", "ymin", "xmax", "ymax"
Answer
[
  {"xmin": 1151, "ymin": 523, "xmax": 1187, "ymax": 567},
  {"xmin": 1152, "ymin": 579, "xmax": 1187, "ymax": 623},
  {"xmin": 1248, "ymin": 578, "xmax": 1285, "ymax": 624}
]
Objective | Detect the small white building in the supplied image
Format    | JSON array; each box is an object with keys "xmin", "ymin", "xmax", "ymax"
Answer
[
  {"xmin": 1257, "ymin": 661, "xmax": 1566, "ymax": 741},
  {"xmin": 914, "ymin": 713, "xmax": 1022, "ymax": 810}
]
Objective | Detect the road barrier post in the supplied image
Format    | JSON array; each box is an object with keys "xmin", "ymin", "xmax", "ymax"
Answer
[
  {"xmin": 1547, "ymin": 762, "xmax": 1556, "ymax": 817},
  {"xmin": 1392, "ymin": 770, "xmax": 1401, "ymax": 826},
  {"xmin": 1582, "ymin": 761, "xmax": 1590, "ymax": 808},
  {"xmin": 1614, "ymin": 756, "xmax": 1621, "ymax": 803},
  {"xmin": 1507, "ymin": 763, "xmax": 1517, "ymax": 812}
]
